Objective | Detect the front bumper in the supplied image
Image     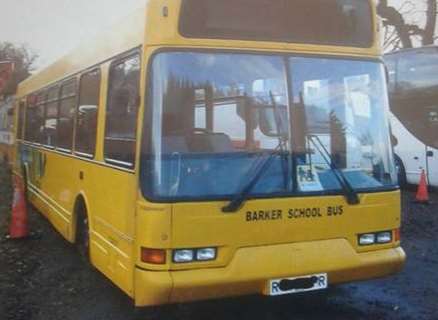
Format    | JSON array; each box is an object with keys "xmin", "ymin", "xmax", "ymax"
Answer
[{"xmin": 134, "ymin": 239, "xmax": 406, "ymax": 306}]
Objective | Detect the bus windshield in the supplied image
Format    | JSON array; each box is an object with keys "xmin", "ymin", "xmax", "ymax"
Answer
[{"xmin": 142, "ymin": 52, "xmax": 396, "ymax": 201}]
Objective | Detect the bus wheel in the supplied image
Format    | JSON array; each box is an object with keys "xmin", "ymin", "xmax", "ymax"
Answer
[
  {"xmin": 394, "ymin": 155, "xmax": 407, "ymax": 188},
  {"xmin": 75, "ymin": 201, "xmax": 90, "ymax": 264}
]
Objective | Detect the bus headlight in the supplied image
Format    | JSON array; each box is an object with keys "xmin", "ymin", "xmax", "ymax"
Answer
[
  {"xmin": 196, "ymin": 248, "xmax": 216, "ymax": 261},
  {"xmin": 173, "ymin": 249, "xmax": 194, "ymax": 263},
  {"xmin": 173, "ymin": 248, "xmax": 217, "ymax": 263},
  {"xmin": 359, "ymin": 233, "xmax": 376, "ymax": 245},
  {"xmin": 376, "ymin": 231, "xmax": 392, "ymax": 244},
  {"xmin": 358, "ymin": 230, "xmax": 395, "ymax": 246}
]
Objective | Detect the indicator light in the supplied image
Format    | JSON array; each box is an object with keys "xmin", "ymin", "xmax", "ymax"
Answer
[
  {"xmin": 394, "ymin": 228, "xmax": 401, "ymax": 242},
  {"xmin": 141, "ymin": 248, "xmax": 166, "ymax": 264}
]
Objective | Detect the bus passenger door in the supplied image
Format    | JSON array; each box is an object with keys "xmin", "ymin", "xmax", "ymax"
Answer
[{"xmin": 87, "ymin": 54, "xmax": 141, "ymax": 297}]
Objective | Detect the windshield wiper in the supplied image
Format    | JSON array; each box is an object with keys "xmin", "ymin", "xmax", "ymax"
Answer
[
  {"xmin": 222, "ymin": 144, "xmax": 284, "ymax": 213},
  {"xmin": 222, "ymin": 92, "xmax": 290, "ymax": 213},
  {"xmin": 307, "ymin": 134, "xmax": 360, "ymax": 205}
]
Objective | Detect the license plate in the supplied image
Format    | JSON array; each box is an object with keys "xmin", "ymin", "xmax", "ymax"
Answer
[{"xmin": 269, "ymin": 273, "xmax": 328, "ymax": 296}]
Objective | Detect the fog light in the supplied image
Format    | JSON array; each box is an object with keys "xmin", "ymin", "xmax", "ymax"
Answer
[
  {"xmin": 376, "ymin": 231, "xmax": 392, "ymax": 244},
  {"xmin": 359, "ymin": 233, "xmax": 376, "ymax": 246},
  {"xmin": 173, "ymin": 249, "xmax": 194, "ymax": 263},
  {"xmin": 196, "ymin": 248, "xmax": 216, "ymax": 261}
]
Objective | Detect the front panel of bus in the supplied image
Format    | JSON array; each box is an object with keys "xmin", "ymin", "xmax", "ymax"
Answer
[{"xmin": 134, "ymin": 0, "xmax": 405, "ymax": 306}]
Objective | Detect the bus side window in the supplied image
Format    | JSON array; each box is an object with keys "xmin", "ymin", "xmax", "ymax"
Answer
[
  {"xmin": 44, "ymin": 86, "xmax": 59, "ymax": 148},
  {"xmin": 35, "ymin": 91, "xmax": 47, "ymax": 144},
  {"xmin": 75, "ymin": 69, "xmax": 101, "ymax": 157},
  {"xmin": 105, "ymin": 54, "xmax": 140, "ymax": 167},
  {"xmin": 58, "ymin": 80, "xmax": 77, "ymax": 152},
  {"xmin": 24, "ymin": 95, "xmax": 35, "ymax": 142},
  {"xmin": 23, "ymin": 92, "xmax": 45, "ymax": 144},
  {"xmin": 17, "ymin": 101, "xmax": 25, "ymax": 140}
]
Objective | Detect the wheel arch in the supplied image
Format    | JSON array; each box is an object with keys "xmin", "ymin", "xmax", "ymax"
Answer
[{"xmin": 72, "ymin": 192, "xmax": 92, "ymax": 244}]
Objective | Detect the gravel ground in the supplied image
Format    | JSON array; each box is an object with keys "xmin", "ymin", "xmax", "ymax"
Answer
[{"xmin": 1, "ymin": 165, "xmax": 437, "ymax": 320}]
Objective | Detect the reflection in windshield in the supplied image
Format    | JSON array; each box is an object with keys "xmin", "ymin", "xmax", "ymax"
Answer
[
  {"xmin": 290, "ymin": 57, "xmax": 396, "ymax": 191},
  {"xmin": 142, "ymin": 52, "xmax": 397, "ymax": 201}
]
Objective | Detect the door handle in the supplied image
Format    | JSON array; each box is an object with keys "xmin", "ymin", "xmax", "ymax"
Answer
[
  {"xmin": 414, "ymin": 156, "xmax": 419, "ymax": 160},
  {"xmin": 426, "ymin": 150, "xmax": 434, "ymax": 157}
]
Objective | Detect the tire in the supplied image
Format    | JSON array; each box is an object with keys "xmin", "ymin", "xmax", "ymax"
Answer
[
  {"xmin": 394, "ymin": 155, "xmax": 407, "ymax": 188},
  {"xmin": 76, "ymin": 202, "xmax": 91, "ymax": 264}
]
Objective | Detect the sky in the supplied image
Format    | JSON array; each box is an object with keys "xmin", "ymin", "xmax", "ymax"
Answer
[
  {"xmin": 0, "ymin": 0, "xmax": 427, "ymax": 72},
  {"xmin": 0, "ymin": 0, "xmax": 145, "ymax": 71}
]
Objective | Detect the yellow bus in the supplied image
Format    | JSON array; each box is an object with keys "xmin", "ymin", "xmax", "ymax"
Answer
[{"xmin": 13, "ymin": 0, "xmax": 405, "ymax": 307}]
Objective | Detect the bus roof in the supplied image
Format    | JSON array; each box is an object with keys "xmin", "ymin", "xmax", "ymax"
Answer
[{"xmin": 18, "ymin": 0, "xmax": 382, "ymax": 98}]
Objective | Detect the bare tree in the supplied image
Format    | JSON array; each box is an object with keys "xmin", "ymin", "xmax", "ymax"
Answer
[
  {"xmin": 378, "ymin": 0, "xmax": 438, "ymax": 51},
  {"xmin": 0, "ymin": 42, "xmax": 38, "ymax": 96}
]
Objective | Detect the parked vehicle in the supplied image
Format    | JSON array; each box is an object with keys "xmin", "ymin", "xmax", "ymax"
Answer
[{"xmin": 385, "ymin": 46, "xmax": 438, "ymax": 187}]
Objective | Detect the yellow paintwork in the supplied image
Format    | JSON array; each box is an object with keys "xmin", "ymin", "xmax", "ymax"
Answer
[
  {"xmin": 12, "ymin": 0, "xmax": 404, "ymax": 307},
  {"xmin": 136, "ymin": 245, "xmax": 405, "ymax": 306}
]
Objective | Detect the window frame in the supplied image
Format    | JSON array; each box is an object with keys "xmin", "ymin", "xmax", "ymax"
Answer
[
  {"xmin": 104, "ymin": 51, "xmax": 141, "ymax": 169},
  {"xmin": 42, "ymin": 85, "xmax": 60, "ymax": 149},
  {"xmin": 23, "ymin": 93, "xmax": 43, "ymax": 144},
  {"xmin": 17, "ymin": 100, "xmax": 26, "ymax": 140},
  {"xmin": 33, "ymin": 90, "xmax": 48, "ymax": 145},
  {"xmin": 74, "ymin": 67, "xmax": 102, "ymax": 159},
  {"xmin": 24, "ymin": 94, "xmax": 36, "ymax": 142},
  {"xmin": 57, "ymin": 78, "xmax": 78, "ymax": 153}
]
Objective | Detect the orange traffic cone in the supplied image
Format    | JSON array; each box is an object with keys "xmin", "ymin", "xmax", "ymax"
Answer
[
  {"xmin": 415, "ymin": 170, "xmax": 430, "ymax": 204},
  {"xmin": 9, "ymin": 176, "xmax": 29, "ymax": 239}
]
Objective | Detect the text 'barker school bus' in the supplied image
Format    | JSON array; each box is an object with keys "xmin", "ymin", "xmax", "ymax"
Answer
[{"xmin": 14, "ymin": 0, "xmax": 405, "ymax": 306}]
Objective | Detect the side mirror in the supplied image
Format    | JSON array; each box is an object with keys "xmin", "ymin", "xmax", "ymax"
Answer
[
  {"xmin": 258, "ymin": 107, "xmax": 278, "ymax": 137},
  {"xmin": 258, "ymin": 105, "xmax": 288, "ymax": 138}
]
